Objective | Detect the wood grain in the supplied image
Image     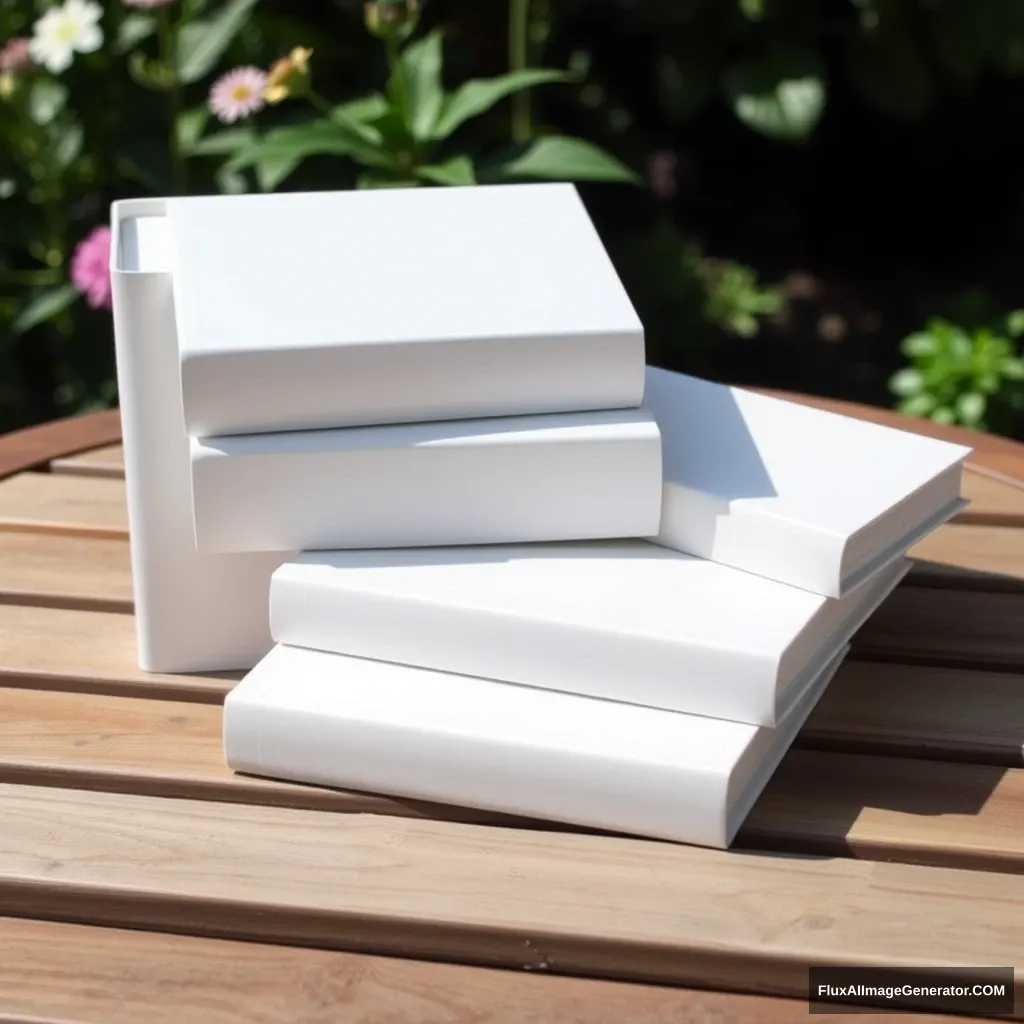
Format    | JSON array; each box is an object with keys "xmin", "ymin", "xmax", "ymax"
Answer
[
  {"xmin": 49, "ymin": 444, "xmax": 125, "ymax": 479},
  {"xmin": 0, "ymin": 409, "xmax": 120, "ymax": 482},
  {"xmin": 0, "ymin": 473, "xmax": 127, "ymax": 538},
  {"xmin": 0, "ymin": 605, "xmax": 239, "ymax": 703},
  {"xmin": 802, "ymin": 660, "xmax": 1024, "ymax": 766},
  {"xmin": 2, "ymin": 917, "xmax": 967, "ymax": 1024},
  {"xmin": 742, "ymin": 749, "xmax": 1024, "ymax": 872},
  {"xmin": 1, "ymin": 784, "xmax": 1022, "ymax": 1006},
  {"xmin": 3, "ymin": 605, "xmax": 1022, "ymax": 763},
  {"xmin": 854, "ymin": 585, "xmax": 1024, "ymax": 669},
  {"xmin": 2, "ymin": 686, "xmax": 1021, "ymax": 874},
  {"xmin": 959, "ymin": 470, "xmax": 1024, "ymax": 525},
  {"xmin": 0, "ymin": 532, "xmax": 132, "ymax": 613}
]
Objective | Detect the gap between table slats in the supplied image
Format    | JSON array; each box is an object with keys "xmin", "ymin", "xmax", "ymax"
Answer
[
  {"xmin": 0, "ymin": 684, "xmax": 1021, "ymax": 876},
  {"xmin": 1, "ymin": 602, "xmax": 1022, "ymax": 754},
  {"xmin": 1, "ymin": 783, "xmax": 1022, "ymax": 1014},
  {"xmin": 3, "ymin": 916, "xmax": 940, "ymax": 1024}
]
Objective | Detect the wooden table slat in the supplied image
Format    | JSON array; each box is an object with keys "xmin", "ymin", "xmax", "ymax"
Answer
[
  {"xmin": 3, "ymin": 916, "xmax": 976, "ymax": 1024},
  {"xmin": 3, "ymin": 603, "xmax": 1023, "ymax": 763},
  {"xmin": 1, "ymin": 685, "xmax": 1022, "ymax": 875},
  {"xmin": 0, "ymin": 605, "xmax": 239, "ymax": 703},
  {"xmin": 4, "ymin": 402, "xmax": 1024, "ymax": 1023},
  {"xmin": 854, "ymin": 585, "xmax": 1024, "ymax": 670},
  {"xmin": 0, "ymin": 473, "xmax": 127, "ymax": 538},
  {"xmin": 0, "ymin": 533, "xmax": 133, "ymax": 613},
  {"xmin": 1, "ymin": 783, "xmax": 1021, "ymax": 1008},
  {"xmin": 49, "ymin": 444, "xmax": 125, "ymax": 479}
]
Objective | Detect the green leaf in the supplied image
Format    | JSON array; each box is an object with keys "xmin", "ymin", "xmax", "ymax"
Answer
[
  {"xmin": 1005, "ymin": 310, "xmax": 1024, "ymax": 338},
  {"xmin": 116, "ymin": 13, "xmax": 157, "ymax": 55},
  {"xmin": 931, "ymin": 406, "xmax": 957, "ymax": 425},
  {"xmin": 889, "ymin": 367, "xmax": 925, "ymax": 396},
  {"xmin": 334, "ymin": 94, "xmax": 390, "ymax": 124},
  {"xmin": 54, "ymin": 123, "xmax": 83, "ymax": 168},
  {"xmin": 416, "ymin": 155, "xmax": 476, "ymax": 186},
  {"xmin": 900, "ymin": 332, "xmax": 938, "ymax": 358},
  {"xmin": 29, "ymin": 80, "xmax": 68, "ymax": 126},
  {"xmin": 226, "ymin": 121, "xmax": 393, "ymax": 177},
  {"xmin": 955, "ymin": 391, "xmax": 986, "ymax": 426},
  {"xmin": 256, "ymin": 151, "xmax": 301, "ymax": 191},
  {"xmin": 188, "ymin": 126, "xmax": 256, "ymax": 156},
  {"xmin": 739, "ymin": 0, "xmax": 765, "ymax": 21},
  {"xmin": 484, "ymin": 136, "xmax": 640, "ymax": 184},
  {"xmin": 1000, "ymin": 357, "xmax": 1024, "ymax": 381},
  {"xmin": 393, "ymin": 30, "xmax": 444, "ymax": 140},
  {"xmin": 12, "ymin": 284, "xmax": 78, "ymax": 335},
  {"xmin": 431, "ymin": 69, "xmax": 572, "ymax": 140},
  {"xmin": 177, "ymin": 108, "xmax": 210, "ymax": 152},
  {"xmin": 899, "ymin": 393, "xmax": 936, "ymax": 418},
  {"xmin": 721, "ymin": 51, "xmax": 826, "ymax": 142},
  {"xmin": 176, "ymin": 0, "xmax": 260, "ymax": 85}
]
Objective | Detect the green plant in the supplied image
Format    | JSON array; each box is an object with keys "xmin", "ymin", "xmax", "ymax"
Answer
[
  {"xmin": 889, "ymin": 312, "xmax": 1024, "ymax": 433},
  {"xmin": 198, "ymin": 10, "xmax": 639, "ymax": 191},
  {"xmin": 700, "ymin": 258, "xmax": 785, "ymax": 338}
]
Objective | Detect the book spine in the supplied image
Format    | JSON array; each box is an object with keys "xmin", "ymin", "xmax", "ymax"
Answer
[
  {"xmin": 110, "ymin": 200, "xmax": 283, "ymax": 673},
  {"xmin": 223, "ymin": 676, "xmax": 729, "ymax": 848},
  {"xmin": 190, "ymin": 419, "xmax": 664, "ymax": 554}
]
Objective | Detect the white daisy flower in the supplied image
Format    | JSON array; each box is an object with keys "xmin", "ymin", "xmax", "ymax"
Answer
[{"xmin": 29, "ymin": 0, "xmax": 103, "ymax": 75}]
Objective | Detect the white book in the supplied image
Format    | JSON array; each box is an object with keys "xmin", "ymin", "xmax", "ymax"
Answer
[
  {"xmin": 110, "ymin": 201, "xmax": 283, "ymax": 673},
  {"xmin": 644, "ymin": 367, "xmax": 971, "ymax": 597},
  {"xmin": 269, "ymin": 541, "xmax": 908, "ymax": 726},
  {"xmin": 168, "ymin": 184, "xmax": 645, "ymax": 438},
  {"xmin": 223, "ymin": 642, "xmax": 849, "ymax": 849},
  {"xmin": 189, "ymin": 409, "xmax": 662, "ymax": 554}
]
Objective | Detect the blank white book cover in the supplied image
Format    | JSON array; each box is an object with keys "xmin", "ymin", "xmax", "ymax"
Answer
[
  {"xmin": 644, "ymin": 367, "xmax": 971, "ymax": 596},
  {"xmin": 190, "ymin": 409, "xmax": 663, "ymax": 553},
  {"xmin": 168, "ymin": 184, "xmax": 646, "ymax": 437},
  {"xmin": 223, "ymin": 642, "xmax": 849, "ymax": 848},
  {"xmin": 110, "ymin": 200, "xmax": 284, "ymax": 674},
  {"xmin": 270, "ymin": 540, "xmax": 908, "ymax": 726}
]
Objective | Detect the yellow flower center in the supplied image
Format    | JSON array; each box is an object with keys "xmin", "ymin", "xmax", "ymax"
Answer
[
  {"xmin": 56, "ymin": 20, "xmax": 80, "ymax": 43},
  {"xmin": 230, "ymin": 83, "xmax": 253, "ymax": 102}
]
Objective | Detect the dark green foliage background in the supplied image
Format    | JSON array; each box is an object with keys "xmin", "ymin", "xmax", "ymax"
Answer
[{"xmin": 4, "ymin": 0, "xmax": 1024, "ymax": 435}]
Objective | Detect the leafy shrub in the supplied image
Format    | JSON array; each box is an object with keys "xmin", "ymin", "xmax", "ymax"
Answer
[{"xmin": 890, "ymin": 306, "xmax": 1024, "ymax": 433}]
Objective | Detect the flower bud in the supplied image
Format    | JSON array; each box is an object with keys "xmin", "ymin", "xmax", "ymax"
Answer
[
  {"xmin": 364, "ymin": 0, "xmax": 420, "ymax": 41},
  {"xmin": 264, "ymin": 46, "xmax": 313, "ymax": 104}
]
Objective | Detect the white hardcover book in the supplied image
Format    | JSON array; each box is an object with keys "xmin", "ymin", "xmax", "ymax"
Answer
[
  {"xmin": 110, "ymin": 201, "xmax": 284, "ymax": 673},
  {"xmin": 644, "ymin": 366, "xmax": 971, "ymax": 597},
  {"xmin": 189, "ymin": 410, "xmax": 663, "ymax": 554},
  {"xmin": 223, "ymin": 642, "xmax": 849, "ymax": 849},
  {"xmin": 167, "ymin": 184, "xmax": 645, "ymax": 438},
  {"xmin": 269, "ymin": 541, "xmax": 908, "ymax": 726}
]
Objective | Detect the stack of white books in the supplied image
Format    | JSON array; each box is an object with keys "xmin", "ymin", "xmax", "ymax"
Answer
[{"xmin": 110, "ymin": 184, "xmax": 972, "ymax": 849}]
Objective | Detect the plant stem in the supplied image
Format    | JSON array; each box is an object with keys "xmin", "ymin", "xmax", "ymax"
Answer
[
  {"xmin": 385, "ymin": 34, "xmax": 411, "ymax": 130},
  {"xmin": 160, "ymin": 5, "xmax": 186, "ymax": 194},
  {"xmin": 509, "ymin": 0, "xmax": 530, "ymax": 143}
]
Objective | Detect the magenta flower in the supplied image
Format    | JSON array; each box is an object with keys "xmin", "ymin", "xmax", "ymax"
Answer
[
  {"xmin": 209, "ymin": 66, "xmax": 267, "ymax": 123},
  {"xmin": 70, "ymin": 225, "xmax": 113, "ymax": 310},
  {"xmin": 0, "ymin": 36, "xmax": 32, "ymax": 72}
]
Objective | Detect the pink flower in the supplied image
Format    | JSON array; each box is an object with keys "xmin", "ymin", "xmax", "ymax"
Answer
[
  {"xmin": 0, "ymin": 36, "xmax": 32, "ymax": 72},
  {"xmin": 70, "ymin": 225, "xmax": 112, "ymax": 310},
  {"xmin": 209, "ymin": 66, "xmax": 267, "ymax": 123}
]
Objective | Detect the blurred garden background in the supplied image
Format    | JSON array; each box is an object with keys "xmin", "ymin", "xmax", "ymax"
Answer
[{"xmin": 3, "ymin": 0, "xmax": 1024, "ymax": 437}]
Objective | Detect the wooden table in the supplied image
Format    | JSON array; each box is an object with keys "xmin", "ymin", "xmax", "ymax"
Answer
[{"xmin": 1, "ymin": 398, "xmax": 1023, "ymax": 1023}]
